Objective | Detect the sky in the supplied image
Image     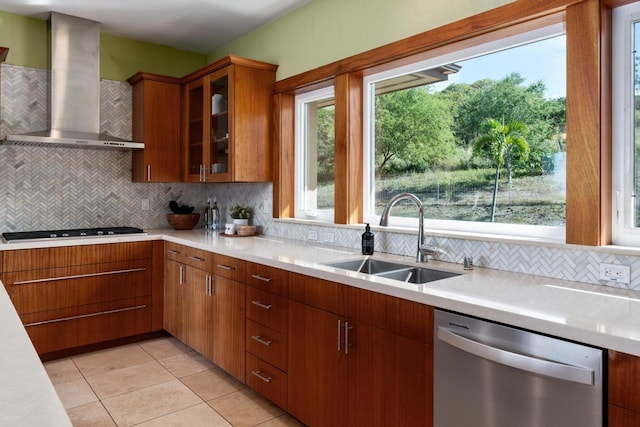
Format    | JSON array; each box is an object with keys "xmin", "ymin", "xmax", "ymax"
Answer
[{"xmin": 431, "ymin": 34, "xmax": 567, "ymax": 100}]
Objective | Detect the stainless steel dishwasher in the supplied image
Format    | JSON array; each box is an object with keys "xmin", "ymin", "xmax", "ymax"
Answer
[{"xmin": 434, "ymin": 309, "xmax": 604, "ymax": 427}]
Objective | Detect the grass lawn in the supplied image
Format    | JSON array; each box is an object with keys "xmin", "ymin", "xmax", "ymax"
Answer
[{"xmin": 318, "ymin": 168, "xmax": 566, "ymax": 226}]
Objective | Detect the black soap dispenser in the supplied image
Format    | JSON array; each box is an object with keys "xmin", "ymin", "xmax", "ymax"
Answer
[{"xmin": 362, "ymin": 223, "xmax": 374, "ymax": 255}]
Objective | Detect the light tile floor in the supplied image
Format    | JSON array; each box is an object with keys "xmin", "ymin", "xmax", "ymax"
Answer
[{"xmin": 44, "ymin": 336, "xmax": 305, "ymax": 427}]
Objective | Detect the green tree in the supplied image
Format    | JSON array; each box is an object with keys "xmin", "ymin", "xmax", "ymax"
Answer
[
  {"xmin": 474, "ymin": 118, "xmax": 530, "ymax": 222},
  {"xmin": 316, "ymin": 105, "xmax": 335, "ymax": 182},
  {"xmin": 375, "ymin": 87, "xmax": 455, "ymax": 176},
  {"xmin": 449, "ymin": 73, "xmax": 563, "ymax": 176}
]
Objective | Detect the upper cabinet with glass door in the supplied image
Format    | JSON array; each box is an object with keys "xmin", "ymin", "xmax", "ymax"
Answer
[{"xmin": 183, "ymin": 56, "xmax": 278, "ymax": 183}]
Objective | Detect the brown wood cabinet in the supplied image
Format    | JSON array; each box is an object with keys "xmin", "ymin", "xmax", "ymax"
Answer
[
  {"xmin": 128, "ymin": 72, "xmax": 182, "ymax": 182},
  {"xmin": 287, "ymin": 272, "xmax": 433, "ymax": 427},
  {"xmin": 182, "ymin": 55, "xmax": 277, "ymax": 183},
  {"xmin": 211, "ymin": 272, "xmax": 245, "ymax": 381},
  {"xmin": 211, "ymin": 253, "xmax": 246, "ymax": 380},
  {"xmin": 163, "ymin": 244, "xmax": 246, "ymax": 381},
  {"xmin": 164, "ymin": 251, "xmax": 186, "ymax": 340},
  {"xmin": 2, "ymin": 242, "xmax": 153, "ymax": 355},
  {"xmin": 163, "ymin": 241, "xmax": 213, "ymax": 357},
  {"xmin": 346, "ymin": 287, "xmax": 433, "ymax": 427},
  {"xmin": 609, "ymin": 350, "xmax": 640, "ymax": 426},
  {"xmin": 287, "ymin": 273, "xmax": 349, "ymax": 426},
  {"xmin": 245, "ymin": 262, "xmax": 290, "ymax": 409}
]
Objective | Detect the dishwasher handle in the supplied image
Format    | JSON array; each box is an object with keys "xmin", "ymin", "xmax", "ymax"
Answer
[{"xmin": 437, "ymin": 326, "xmax": 595, "ymax": 386}]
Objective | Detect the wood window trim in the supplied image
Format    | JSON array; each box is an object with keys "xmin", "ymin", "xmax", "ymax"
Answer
[
  {"xmin": 566, "ymin": 0, "xmax": 612, "ymax": 245},
  {"xmin": 334, "ymin": 72, "xmax": 363, "ymax": 224},
  {"xmin": 273, "ymin": 0, "xmax": 612, "ymax": 246}
]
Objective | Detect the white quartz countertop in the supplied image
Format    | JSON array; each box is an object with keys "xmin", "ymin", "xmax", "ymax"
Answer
[
  {"xmin": 0, "ymin": 282, "xmax": 71, "ymax": 426},
  {"xmin": 2, "ymin": 229, "xmax": 640, "ymax": 359}
]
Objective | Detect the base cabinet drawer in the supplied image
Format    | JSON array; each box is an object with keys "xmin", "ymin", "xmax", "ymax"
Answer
[
  {"xmin": 246, "ymin": 353, "xmax": 287, "ymax": 410},
  {"xmin": 246, "ymin": 319, "xmax": 287, "ymax": 371},
  {"xmin": 246, "ymin": 286, "xmax": 288, "ymax": 332},
  {"xmin": 24, "ymin": 296, "xmax": 152, "ymax": 354}
]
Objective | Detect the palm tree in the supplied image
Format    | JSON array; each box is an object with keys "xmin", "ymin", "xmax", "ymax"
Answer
[{"xmin": 473, "ymin": 118, "xmax": 530, "ymax": 222}]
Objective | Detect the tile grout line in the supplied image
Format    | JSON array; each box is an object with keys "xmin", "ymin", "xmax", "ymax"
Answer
[{"xmin": 69, "ymin": 356, "xmax": 119, "ymax": 426}]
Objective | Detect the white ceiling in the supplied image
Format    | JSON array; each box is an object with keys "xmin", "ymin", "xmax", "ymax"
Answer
[{"xmin": 0, "ymin": 0, "xmax": 311, "ymax": 54}]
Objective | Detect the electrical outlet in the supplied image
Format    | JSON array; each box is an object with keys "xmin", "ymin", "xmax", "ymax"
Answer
[
  {"xmin": 308, "ymin": 230, "xmax": 318, "ymax": 241},
  {"xmin": 141, "ymin": 199, "xmax": 150, "ymax": 211},
  {"xmin": 263, "ymin": 199, "xmax": 272, "ymax": 215},
  {"xmin": 321, "ymin": 231, "xmax": 335, "ymax": 244},
  {"xmin": 599, "ymin": 263, "xmax": 630, "ymax": 284}
]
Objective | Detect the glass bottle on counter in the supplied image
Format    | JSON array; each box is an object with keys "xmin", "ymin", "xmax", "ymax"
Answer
[
  {"xmin": 211, "ymin": 199, "xmax": 220, "ymax": 231},
  {"xmin": 203, "ymin": 198, "xmax": 211, "ymax": 230}
]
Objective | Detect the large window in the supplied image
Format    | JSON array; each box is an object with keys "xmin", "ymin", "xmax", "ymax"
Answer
[
  {"xmin": 613, "ymin": 2, "xmax": 640, "ymax": 246},
  {"xmin": 363, "ymin": 24, "xmax": 566, "ymax": 240},
  {"xmin": 295, "ymin": 87, "xmax": 336, "ymax": 221}
]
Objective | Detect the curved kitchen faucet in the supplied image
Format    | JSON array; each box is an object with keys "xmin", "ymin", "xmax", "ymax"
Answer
[{"xmin": 379, "ymin": 192, "xmax": 445, "ymax": 263}]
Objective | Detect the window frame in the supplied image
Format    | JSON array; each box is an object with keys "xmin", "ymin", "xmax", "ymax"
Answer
[
  {"xmin": 294, "ymin": 85, "xmax": 336, "ymax": 222},
  {"xmin": 612, "ymin": 2, "xmax": 640, "ymax": 246},
  {"xmin": 272, "ymin": 0, "xmax": 609, "ymax": 247},
  {"xmin": 362, "ymin": 23, "xmax": 567, "ymax": 241}
]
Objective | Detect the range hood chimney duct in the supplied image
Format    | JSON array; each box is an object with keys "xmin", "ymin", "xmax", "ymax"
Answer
[{"xmin": 2, "ymin": 13, "xmax": 143, "ymax": 150}]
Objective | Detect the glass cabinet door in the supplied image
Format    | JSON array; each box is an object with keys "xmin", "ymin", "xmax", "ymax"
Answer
[
  {"xmin": 185, "ymin": 79, "xmax": 205, "ymax": 181},
  {"xmin": 208, "ymin": 72, "xmax": 230, "ymax": 180}
]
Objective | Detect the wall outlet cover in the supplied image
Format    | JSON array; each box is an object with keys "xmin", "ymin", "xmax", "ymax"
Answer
[{"xmin": 599, "ymin": 263, "xmax": 630, "ymax": 284}]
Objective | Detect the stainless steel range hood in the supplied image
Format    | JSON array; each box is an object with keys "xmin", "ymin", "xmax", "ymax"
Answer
[{"xmin": 2, "ymin": 13, "xmax": 143, "ymax": 150}]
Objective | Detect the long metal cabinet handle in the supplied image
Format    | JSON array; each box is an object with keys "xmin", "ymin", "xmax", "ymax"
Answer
[
  {"xmin": 344, "ymin": 321, "xmax": 351, "ymax": 354},
  {"xmin": 217, "ymin": 264, "xmax": 234, "ymax": 271},
  {"xmin": 251, "ymin": 370, "xmax": 272, "ymax": 383},
  {"xmin": 189, "ymin": 256, "xmax": 204, "ymax": 262},
  {"xmin": 179, "ymin": 265, "xmax": 184, "ymax": 285},
  {"xmin": 251, "ymin": 274, "xmax": 273, "ymax": 283},
  {"xmin": 167, "ymin": 249, "xmax": 179, "ymax": 255},
  {"xmin": 436, "ymin": 327, "xmax": 595, "ymax": 385},
  {"xmin": 13, "ymin": 268, "xmax": 147, "ymax": 285},
  {"xmin": 147, "ymin": 164, "xmax": 151, "ymax": 181},
  {"xmin": 209, "ymin": 274, "xmax": 214, "ymax": 295},
  {"xmin": 251, "ymin": 300, "xmax": 273, "ymax": 310},
  {"xmin": 251, "ymin": 335, "xmax": 272, "ymax": 346},
  {"xmin": 25, "ymin": 304, "xmax": 147, "ymax": 327}
]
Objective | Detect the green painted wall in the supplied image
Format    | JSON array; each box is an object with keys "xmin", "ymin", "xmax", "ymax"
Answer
[
  {"xmin": 100, "ymin": 34, "xmax": 206, "ymax": 81},
  {"xmin": 0, "ymin": 11, "xmax": 48, "ymax": 69},
  {"xmin": 208, "ymin": 0, "xmax": 514, "ymax": 81},
  {"xmin": 0, "ymin": 10, "xmax": 206, "ymax": 81}
]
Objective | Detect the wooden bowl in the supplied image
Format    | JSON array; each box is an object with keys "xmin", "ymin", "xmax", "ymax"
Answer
[{"xmin": 166, "ymin": 213, "xmax": 200, "ymax": 230}]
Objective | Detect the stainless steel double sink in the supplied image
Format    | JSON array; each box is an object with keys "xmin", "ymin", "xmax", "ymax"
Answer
[{"xmin": 325, "ymin": 258, "xmax": 460, "ymax": 285}]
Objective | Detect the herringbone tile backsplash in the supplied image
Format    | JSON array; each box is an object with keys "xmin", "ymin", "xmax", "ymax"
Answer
[{"xmin": 2, "ymin": 64, "xmax": 640, "ymax": 291}]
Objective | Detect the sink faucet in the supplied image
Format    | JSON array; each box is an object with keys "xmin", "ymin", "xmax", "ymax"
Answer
[{"xmin": 379, "ymin": 192, "xmax": 432, "ymax": 263}]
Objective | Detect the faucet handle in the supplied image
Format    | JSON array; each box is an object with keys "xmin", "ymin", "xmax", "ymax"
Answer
[{"xmin": 420, "ymin": 244, "xmax": 448, "ymax": 259}]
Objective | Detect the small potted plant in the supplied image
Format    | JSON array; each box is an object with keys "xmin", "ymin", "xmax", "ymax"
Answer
[{"xmin": 229, "ymin": 204, "xmax": 253, "ymax": 226}]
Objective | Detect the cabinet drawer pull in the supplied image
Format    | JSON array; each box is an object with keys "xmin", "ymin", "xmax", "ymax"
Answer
[
  {"xmin": 251, "ymin": 274, "xmax": 273, "ymax": 283},
  {"xmin": 251, "ymin": 370, "xmax": 272, "ymax": 383},
  {"xmin": 24, "ymin": 304, "xmax": 147, "ymax": 327},
  {"xmin": 217, "ymin": 264, "xmax": 234, "ymax": 271},
  {"xmin": 179, "ymin": 265, "xmax": 184, "ymax": 284},
  {"xmin": 167, "ymin": 249, "xmax": 179, "ymax": 255},
  {"xmin": 147, "ymin": 164, "xmax": 151, "ymax": 181},
  {"xmin": 189, "ymin": 256, "xmax": 204, "ymax": 262},
  {"xmin": 206, "ymin": 274, "xmax": 215, "ymax": 296},
  {"xmin": 251, "ymin": 335, "xmax": 272, "ymax": 346},
  {"xmin": 13, "ymin": 267, "xmax": 147, "ymax": 285},
  {"xmin": 251, "ymin": 300, "xmax": 273, "ymax": 310}
]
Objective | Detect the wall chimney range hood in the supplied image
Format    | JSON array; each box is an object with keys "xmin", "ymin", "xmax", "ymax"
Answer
[{"xmin": 2, "ymin": 13, "xmax": 143, "ymax": 150}]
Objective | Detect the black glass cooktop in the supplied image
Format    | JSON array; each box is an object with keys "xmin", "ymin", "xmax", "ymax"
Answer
[{"xmin": 2, "ymin": 227, "xmax": 145, "ymax": 242}]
